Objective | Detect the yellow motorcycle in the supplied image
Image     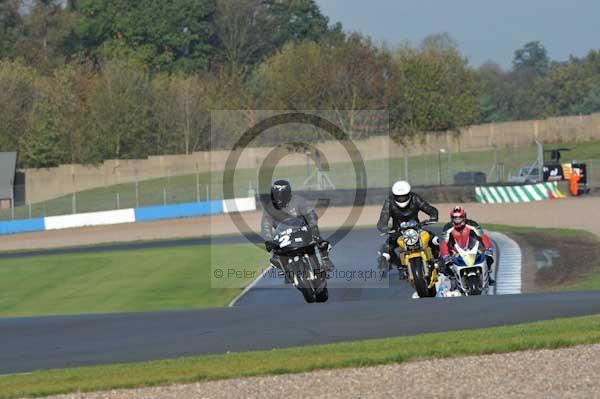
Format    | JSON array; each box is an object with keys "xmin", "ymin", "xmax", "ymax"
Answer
[{"xmin": 383, "ymin": 220, "xmax": 438, "ymax": 298}]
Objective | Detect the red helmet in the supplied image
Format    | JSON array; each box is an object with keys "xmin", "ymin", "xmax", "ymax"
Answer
[{"xmin": 450, "ymin": 206, "xmax": 467, "ymax": 230}]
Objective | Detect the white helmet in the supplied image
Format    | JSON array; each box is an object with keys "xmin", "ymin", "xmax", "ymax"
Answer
[{"xmin": 392, "ymin": 180, "xmax": 412, "ymax": 208}]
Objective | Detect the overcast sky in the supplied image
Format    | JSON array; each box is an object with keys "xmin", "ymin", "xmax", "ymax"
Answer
[{"xmin": 316, "ymin": 0, "xmax": 600, "ymax": 69}]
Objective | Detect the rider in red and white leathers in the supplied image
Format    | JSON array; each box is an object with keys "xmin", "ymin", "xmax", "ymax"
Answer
[{"xmin": 440, "ymin": 206, "xmax": 495, "ymax": 285}]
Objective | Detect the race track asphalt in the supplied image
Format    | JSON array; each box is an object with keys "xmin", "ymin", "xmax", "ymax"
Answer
[
  {"xmin": 232, "ymin": 227, "xmax": 418, "ymax": 306},
  {"xmin": 2, "ymin": 227, "xmax": 600, "ymax": 375}
]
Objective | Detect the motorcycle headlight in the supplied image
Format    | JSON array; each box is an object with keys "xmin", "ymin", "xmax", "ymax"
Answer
[{"xmin": 403, "ymin": 229, "xmax": 419, "ymax": 246}]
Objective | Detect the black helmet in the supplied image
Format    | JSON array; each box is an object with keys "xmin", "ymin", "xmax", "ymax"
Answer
[{"xmin": 271, "ymin": 180, "xmax": 292, "ymax": 209}]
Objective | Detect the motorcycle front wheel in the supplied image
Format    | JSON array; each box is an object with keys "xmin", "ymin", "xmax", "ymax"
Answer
[
  {"xmin": 410, "ymin": 257, "xmax": 437, "ymax": 298},
  {"xmin": 466, "ymin": 274, "xmax": 483, "ymax": 295},
  {"xmin": 315, "ymin": 287, "xmax": 329, "ymax": 302},
  {"xmin": 299, "ymin": 287, "xmax": 316, "ymax": 303},
  {"xmin": 298, "ymin": 277, "xmax": 328, "ymax": 303}
]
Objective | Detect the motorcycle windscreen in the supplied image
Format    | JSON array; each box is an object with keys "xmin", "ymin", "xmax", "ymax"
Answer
[
  {"xmin": 274, "ymin": 216, "xmax": 308, "ymax": 235},
  {"xmin": 453, "ymin": 237, "xmax": 482, "ymax": 267}
]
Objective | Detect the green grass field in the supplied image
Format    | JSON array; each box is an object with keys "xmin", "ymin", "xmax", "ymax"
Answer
[
  {"xmin": 1, "ymin": 314, "xmax": 600, "ymax": 399},
  {"xmin": 0, "ymin": 244, "xmax": 266, "ymax": 318},
  {"xmin": 3, "ymin": 140, "xmax": 599, "ymax": 220}
]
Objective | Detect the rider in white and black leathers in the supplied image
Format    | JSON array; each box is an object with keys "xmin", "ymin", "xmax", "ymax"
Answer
[
  {"xmin": 377, "ymin": 181, "xmax": 440, "ymax": 272},
  {"xmin": 261, "ymin": 180, "xmax": 333, "ymax": 276}
]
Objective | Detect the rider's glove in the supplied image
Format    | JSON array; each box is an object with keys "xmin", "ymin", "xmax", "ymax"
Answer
[
  {"xmin": 318, "ymin": 240, "xmax": 332, "ymax": 252},
  {"xmin": 442, "ymin": 255, "xmax": 453, "ymax": 266},
  {"xmin": 265, "ymin": 241, "xmax": 275, "ymax": 252},
  {"xmin": 309, "ymin": 226, "xmax": 320, "ymax": 241},
  {"xmin": 439, "ymin": 255, "xmax": 452, "ymax": 275}
]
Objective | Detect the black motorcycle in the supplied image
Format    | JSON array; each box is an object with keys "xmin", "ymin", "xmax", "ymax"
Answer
[{"xmin": 267, "ymin": 216, "xmax": 330, "ymax": 303}]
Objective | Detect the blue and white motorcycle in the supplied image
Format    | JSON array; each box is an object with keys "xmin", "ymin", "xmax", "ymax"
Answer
[{"xmin": 439, "ymin": 236, "xmax": 491, "ymax": 296}]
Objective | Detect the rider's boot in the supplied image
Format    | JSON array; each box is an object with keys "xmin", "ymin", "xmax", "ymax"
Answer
[
  {"xmin": 449, "ymin": 275, "xmax": 457, "ymax": 291},
  {"xmin": 398, "ymin": 266, "xmax": 408, "ymax": 280},
  {"xmin": 486, "ymin": 256, "xmax": 496, "ymax": 286},
  {"xmin": 390, "ymin": 253, "xmax": 408, "ymax": 280},
  {"xmin": 321, "ymin": 255, "xmax": 334, "ymax": 273},
  {"xmin": 377, "ymin": 251, "xmax": 391, "ymax": 273},
  {"xmin": 271, "ymin": 256, "xmax": 292, "ymax": 284},
  {"xmin": 318, "ymin": 242, "xmax": 334, "ymax": 273}
]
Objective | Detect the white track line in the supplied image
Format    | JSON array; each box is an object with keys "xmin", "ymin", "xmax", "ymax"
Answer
[
  {"xmin": 228, "ymin": 265, "xmax": 273, "ymax": 307},
  {"xmin": 490, "ymin": 232, "xmax": 522, "ymax": 295}
]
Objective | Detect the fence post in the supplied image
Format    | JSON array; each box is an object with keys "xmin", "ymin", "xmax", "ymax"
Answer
[
  {"xmin": 116, "ymin": 192, "xmax": 120, "ymax": 209},
  {"xmin": 248, "ymin": 179, "xmax": 255, "ymax": 198},
  {"xmin": 404, "ymin": 150, "xmax": 409, "ymax": 181},
  {"xmin": 206, "ymin": 185, "xmax": 209, "ymax": 201},
  {"xmin": 72, "ymin": 192, "xmax": 77, "ymax": 214},
  {"xmin": 163, "ymin": 187, "xmax": 167, "ymax": 205},
  {"xmin": 360, "ymin": 169, "xmax": 366, "ymax": 189},
  {"xmin": 28, "ymin": 202, "xmax": 31, "ymax": 219},
  {"xmin": 589, "ymin": 159, "xmax": 593, "ymax": 190},
  {"xmin": 447, "ymin": 151, "xmax": 452, "ymax": 183},
  {"xmin": 196, "ymin": 173, "xmax": 201, "ymax": 202},
  {"xmin": 135, "ymin": 181, "xmax": 139, "ymax": 208},
  {"xmin": 10, "ymin": 182, "xmax": 14, "ymax": 220}
]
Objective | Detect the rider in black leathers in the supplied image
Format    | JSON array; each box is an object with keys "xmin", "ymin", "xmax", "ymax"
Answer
[
  {"xmin": 377, "ymin": 181, "xmax": 440, "ymax": 275},
  {"xmin": 261, "ymin": 180, "xmax": 333, "ymax": 278}
]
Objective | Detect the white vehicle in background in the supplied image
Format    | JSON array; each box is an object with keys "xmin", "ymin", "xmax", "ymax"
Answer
[{"xmin": 508, "ymin": 166, "xmax": 542, "ymax": 184}]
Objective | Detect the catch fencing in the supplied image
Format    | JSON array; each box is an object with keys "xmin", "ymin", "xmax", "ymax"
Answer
[{"xmin": 1, "ymin": 153, "xmax": 598, "ymax": 221}]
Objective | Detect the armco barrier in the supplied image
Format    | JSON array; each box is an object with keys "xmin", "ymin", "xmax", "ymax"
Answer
[
  {"xmin": 0, "ymin": 197, "xmax": 257, "ymax": 236},
  {"xmin": 223, "ymin": 197, "xmax": 257, "ymax": 213},
  {"xmin": 0, "ymin": 218, "xmax": 45, "ymax": 235},
  {"xmin": 45, "ymin": 209, "xmax": 136, "ymax": 230},
  {"xmin": 134, "ymin": 201, "xmax": 224, "ymax": 222},
  {"xmin": 475, "ymin": 182, "xmax": 565, "ymax": 204}
]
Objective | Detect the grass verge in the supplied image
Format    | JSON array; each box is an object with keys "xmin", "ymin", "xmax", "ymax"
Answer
[
  {"xmin": 0, "ymin": 244, "xmax": 265, "ymax": 317},
  {"xmin": 2, "ymin": 314, "xmax": 600, "ymax": 398},
  {"xmin": 486, "ymin": 223, "xmax": 597, "ymax": 238},
  {"xmin": 488, "ymin": 224, "xmax": 600, "ymax": 291}
]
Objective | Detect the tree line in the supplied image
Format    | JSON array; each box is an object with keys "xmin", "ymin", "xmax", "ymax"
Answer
[{"xmin": 1, "ymin": 0, "xmax": 599, "ymax": 168}]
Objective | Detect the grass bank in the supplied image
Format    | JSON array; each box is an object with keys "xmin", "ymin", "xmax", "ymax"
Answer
[{"xmin": 0, "ymin": 244, "xmax": 265, "ymax": 317}]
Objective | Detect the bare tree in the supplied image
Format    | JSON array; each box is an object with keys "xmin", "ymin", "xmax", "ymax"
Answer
[{"xmin": 214, "ymin": 0, "xmax": 270, "ymax": 75}]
